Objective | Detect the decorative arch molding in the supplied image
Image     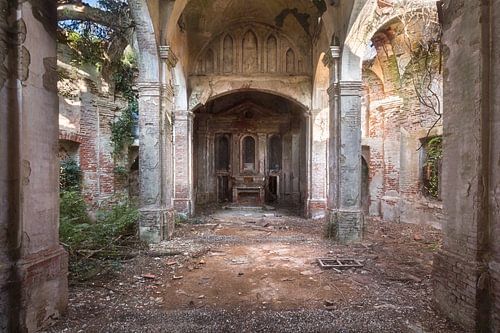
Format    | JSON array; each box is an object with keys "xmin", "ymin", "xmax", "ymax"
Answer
[
  {"xmin": 187, "ymin": 78, "xmax": 312, "ymax": 112},
  {"xmin": 190, "ymin": 22, "xmax": 310, "ymax": 76},
  {"xmin": 240, "ymin": 134, "xmax": 258, "ymax": 173}
]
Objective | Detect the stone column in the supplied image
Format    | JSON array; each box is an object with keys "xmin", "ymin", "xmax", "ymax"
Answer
[
  {"xmin": 324, "ymin": 46, "xmax": 364, "ymax": 242},
  {"xmin": 137, "ymin": 45, "xmax": 178, "ymax": 243},
  {"xmin": 433, "ymin": 0, "xmax": 499, "ymax": 331},
  {"xmin": 173, "ymin": 110, "xmax": 194, "ymax": 214},
  {"xmin": 0, "ymin": 1, "xmax": 68, "ymax": 331},
  {"xmin": 308, "ymin": 108, "xmax": 329, "ymax": 218},
  {"xmin": 138, "ymin": 82, "xmax": 173, "ymax": 242}
]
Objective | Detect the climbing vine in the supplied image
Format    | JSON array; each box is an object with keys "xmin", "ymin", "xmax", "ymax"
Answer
[
  {"xmin": 397, "ymin": 0, "xmax": 443, "ymax": 142},
  {"xmin": 110, "ymin": 49, "xmax": 139, "ymax": 157},
  {"xmin": 60, "ymin": 158, "xmax": 82, "ymax": 191},
  {"xmin": 422, "ymin": 136, "xmax": 442, "ymax": 199}
]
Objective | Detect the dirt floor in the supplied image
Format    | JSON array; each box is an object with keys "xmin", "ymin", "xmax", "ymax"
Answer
[{"xmin": 46, "ymin": 209, "xmax": 464, "ymax": 333}]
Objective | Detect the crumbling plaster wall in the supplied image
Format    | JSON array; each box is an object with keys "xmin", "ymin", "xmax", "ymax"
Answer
[
  {"xmin": 133, "ymin": 0, "xmax": 371, "ymax": 239},
  {"xmin": 360, "ymin": 16, "xmax": 444, "ymax": 228},
  {"xmin": 193, "ymin": 96, "xmax": 307, "ymax": 209},
  {"xmin": 57, "ymin": 49, "xmax": 129, "ymax": 207},
  {"xmin": 0, "ymin": 1, "xmax": 67, "ymax": 331},
  {"xmin": 433, "ymin": 0, "xmax": 499, "ymax": 331}
]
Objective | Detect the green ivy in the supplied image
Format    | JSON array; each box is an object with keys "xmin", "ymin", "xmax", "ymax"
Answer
[
  {"xmin": 110, "ymin": 99, "xmax": 137, "ymax": 156},
  {"xmin": 60, "ymin": 158, "xmax": 82, "ymax": 191},
  {"xmin": 423, "ymin": 136, "xmax": 442, "ymax": 199},
  {"xmin": 110, "ymin": 50, "xmax": 138, "ymax": 157}
]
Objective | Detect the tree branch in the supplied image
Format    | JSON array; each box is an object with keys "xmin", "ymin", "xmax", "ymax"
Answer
[{"xmin": 57, "ymin": 3, "xmax": 131, "ymax": 31}]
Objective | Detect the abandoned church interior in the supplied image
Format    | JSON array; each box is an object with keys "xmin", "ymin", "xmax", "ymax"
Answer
[{"xmin": 0, "ymin": 0, "xmax": 498, "ymax": 331}]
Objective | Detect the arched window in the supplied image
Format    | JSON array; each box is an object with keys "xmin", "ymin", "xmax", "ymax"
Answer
[
  {"xmin": 242, "ymin": 136, "xmax": 256, "ymax": 171},
  {"xmin": 268, "ymin": 135, "xmax": 282, "ymax": 171},
  {"xmin": 216, "ymin": 134, "xmax": 230, "ymax": 171}
]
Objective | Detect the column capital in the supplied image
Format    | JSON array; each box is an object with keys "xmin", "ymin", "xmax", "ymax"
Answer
[
  {"xmin": 173, "ymin": 110, "xmax": 194, "ymax": 121},
  {"xmin": 322, "ymin": 45, "xmax": 342, "ymax": 68},
  {"xmin": 137, "ymin": 82, "xmax": 161, "ymax": 97},
  {"xmin": 159, "ymin": 45, "xmax": 178, "ymax": 69}
]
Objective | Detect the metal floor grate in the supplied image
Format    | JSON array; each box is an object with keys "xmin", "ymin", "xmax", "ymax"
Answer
[{"xmin": 317, "ymin": 258, "xmax": 364, "ymax": 273}]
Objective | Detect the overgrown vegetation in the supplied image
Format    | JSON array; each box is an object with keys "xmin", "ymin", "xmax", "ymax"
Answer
[
  {"xmin": 58, "ymin": 0, "xmax": 138, "ymax": 158},
  {"xmin": 60, "ymin": 158, "xmax": 82, "ymax": 190},
  {"xmin": 59, "ymin": 158, "xmax": 141, "ymax": 281},
  {"xmin": 422, "ymin": 136, "xmax": 442, "ymax": 199},
  {"xmin": 60, "ymin": 196, "xmax": 140, "ymax": 281},
  {"xmin": 110, "ymin": 49, "xmax": 139, "ymax": 156}
]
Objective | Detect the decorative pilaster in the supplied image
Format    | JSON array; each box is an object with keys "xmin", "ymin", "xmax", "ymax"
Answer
[
  {"xmin": 137, "ymin": 82, "xmax": 174, "ymax": 242},
  {"xmin": 325, "ymin": 45, "xmax": 364, "ymax": 242},
  {"xmin": 173, "ymin": 110, "xmax": 194, "ymax": 214},
  {"xmin": 307, "ymin": 107, "xmax": 328, "ymax": 218}
]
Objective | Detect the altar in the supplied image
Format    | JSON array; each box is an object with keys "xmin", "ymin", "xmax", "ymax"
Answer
[{"xmin": 232, "ymin": 176, "xmax": 265, "ymax": 205}]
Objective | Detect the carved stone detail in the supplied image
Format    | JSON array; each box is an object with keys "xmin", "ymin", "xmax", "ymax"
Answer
[{"xmin": 192, "ymin": 23, "xmax": 310, "ymax": 76}]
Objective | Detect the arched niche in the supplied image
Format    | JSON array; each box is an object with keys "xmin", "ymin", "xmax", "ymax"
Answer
[
  {"xmin": 215, "ymin": 134, "xmax": 231, "ymax": 171},
  {"xmin": 286, "ymin": 48, "xmax": 295, "ymax": 73},
  {"xmin": 242, "ymin": 30, "xmax": 259, "ymax": 73},
  {"xmin": 223, "ymin": 35, "xmax": 234, "ymax": 73},
  {"xmin": 241, "ymin": 135, "xmax": 257, "ymax": 172},
  {"xmin": 266, "ymin": 35, "xmax": 278, "ymax": 73}
]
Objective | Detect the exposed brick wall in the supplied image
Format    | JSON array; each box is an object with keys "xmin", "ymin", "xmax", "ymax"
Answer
[
  {"xmin": 361, "ymin": 19, "xmax": 443, "ymax": 227},
  {"xmin": 433, "ymin": 250, "xmax": 482, "ymax": 330},
  {"xmin": 59, "ymin": 64, "xmax": 128, "ymax": 207},
  {"xmin": 432, "ymin": 0, "xmax": 499, "ymax": 330}
]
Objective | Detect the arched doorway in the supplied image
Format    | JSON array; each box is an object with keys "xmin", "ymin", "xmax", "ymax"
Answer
[{"xmin": 193, "ymin": 91, "xmax": 308, "ymax": 213}]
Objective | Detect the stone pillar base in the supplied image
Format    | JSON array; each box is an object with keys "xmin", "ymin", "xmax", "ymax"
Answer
[
  {"xmin": 139, "ymin": 207, "xmax": 176, "ymax": 243},
  {"xmin": 15, "ymin": 246, "xmax": 68, "ymax": 332},
  {"xmin": 325, "ymin": 209, "xmax": 364, "ymax": 243},
  {"xmin": 433, "ymin": 249, "xmax": 489, "ymax": 332}
]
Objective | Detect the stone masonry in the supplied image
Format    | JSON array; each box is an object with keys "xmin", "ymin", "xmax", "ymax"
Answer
[
  {"xmin": 0, "ymin": 1, "xmax": 68, "ymax": 331},
  {"xmin": 433, "ymin": 0, "xmax": 500, "ymax": 331}
]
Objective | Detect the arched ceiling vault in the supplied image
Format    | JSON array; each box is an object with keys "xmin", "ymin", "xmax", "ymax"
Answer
[{"xmin": 177, "ymin": 0, "xmax": 324, "ymax": 73}]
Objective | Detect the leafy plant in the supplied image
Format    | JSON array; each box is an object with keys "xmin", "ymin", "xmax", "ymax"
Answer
[
  {"xmin": 60, "ymin": 193, "xmax": 140, "ymax": 281},
  {"xmin": 110, "ymin": 49, "xmax": 138, "ymax": 157},
  {"xmin": 114, "ymin": 165, "xmax": 128, "ymax": 176},
  {"xmin": 64, "ymin": 30, "xmax": 106, "ymax": 68},
  {"xmin": 60, "ymin": 189, "xmax": 90, "ymax": 226},
  {"xmin": 110, "ymin": 99, "xmax": 138, "ymax": 156},
  {"xmin": 60, "ymin": 158, "xmax": 82, "ymax": 190},
  {"xmin": 422, "ymin": 136, "xmax": 442, "ymax": 199}
]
